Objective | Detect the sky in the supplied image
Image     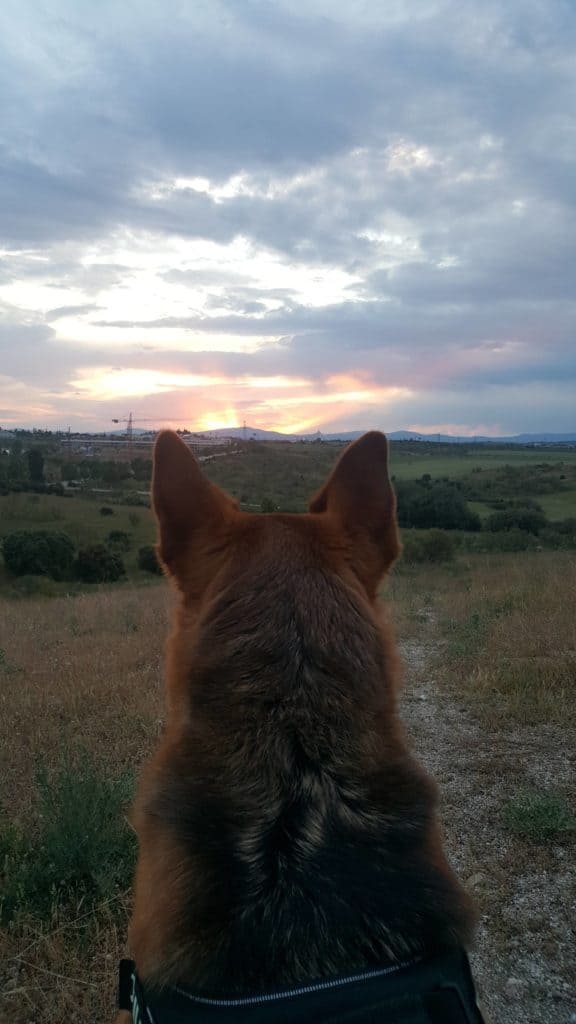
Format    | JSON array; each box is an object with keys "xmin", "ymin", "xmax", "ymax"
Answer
[{"xmin": 1, "ymin": 0, "xmax": 575, "ymax": 436}]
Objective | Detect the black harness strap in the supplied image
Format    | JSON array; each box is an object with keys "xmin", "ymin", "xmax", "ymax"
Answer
[
  {"xmin": 118, "ymin": 951, "xmax": 485, "ymax": 1024},
  {"xmin": 119, "ymin": 959, "xmax": 134, "ymax": 1012},
  {"xmin": 119, "ymin": 959, "xmax": 156, "ymax": 1022}
]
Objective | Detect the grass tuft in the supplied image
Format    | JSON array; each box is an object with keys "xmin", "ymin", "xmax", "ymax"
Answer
[{"xmin": 503, "ymin": 790, "xmax": 576, "ymax": 843}]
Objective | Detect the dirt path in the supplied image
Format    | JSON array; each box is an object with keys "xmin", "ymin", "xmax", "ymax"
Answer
[{"xmin": 399, "ymin": 629, "xmax": 576, "ymax": 1024}]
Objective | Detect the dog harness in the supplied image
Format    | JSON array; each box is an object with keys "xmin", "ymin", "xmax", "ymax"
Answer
[{"xmin": 118, "ymin": 949, "xmax": 485, "ymax": 1023}]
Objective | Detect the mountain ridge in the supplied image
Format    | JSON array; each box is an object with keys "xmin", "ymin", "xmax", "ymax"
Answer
[{"xmin": 190, "ymin": 426, "xmax": 576, "ymax": 445}]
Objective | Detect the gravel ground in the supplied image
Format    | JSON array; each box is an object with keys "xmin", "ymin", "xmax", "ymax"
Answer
[{"xmin": 399, "ymin": 633, "xmax": 576, "ymax": 1024}]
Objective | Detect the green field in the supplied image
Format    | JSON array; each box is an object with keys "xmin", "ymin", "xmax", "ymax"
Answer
[
  {"xmin": 388, "ymin": 449, "xmax": 576, "ymax": 480},
  {"xmin": 1, "ymin": 440, "xmax": 575, "ymax": 596},
  {"xmin": 0, "ymin": 493, "xmax": 156, "ymax": 595},
  {"xmin": 204, "ymin": 441, "xmax": 576, "ymax": 511}
]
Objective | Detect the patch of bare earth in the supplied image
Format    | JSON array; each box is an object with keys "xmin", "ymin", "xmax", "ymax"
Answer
[{"xmin": 399, "ymin": 617, "xmax": 576, "ymax": 1024}]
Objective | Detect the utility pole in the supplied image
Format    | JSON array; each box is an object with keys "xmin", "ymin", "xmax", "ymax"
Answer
[{"xmin": 126, "ymin": 411, "xmax": 134, "ymax": 460}]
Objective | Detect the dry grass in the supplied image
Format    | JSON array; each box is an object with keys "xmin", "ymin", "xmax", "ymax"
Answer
[
  {"xmin": 426, "ymin": 551, "xmax": 576, "ymax": 727},
  {"xmin": 1, "ymin": 552, "xmax": 574, "ymax": 1021},
  {"xmin": 0, "ymin": 586, "xmax": 172, "ymax": 1022},
  {"xmin": 394, "ymin": 554, "xmax": 576, "ymax": 1022},
  {"xmin": 0, "ymin": 588, "xmax": 170, "ymax": 822}
]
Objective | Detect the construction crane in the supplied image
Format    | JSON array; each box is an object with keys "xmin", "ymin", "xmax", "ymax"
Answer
[{"xmin": 111, "ymin": 413, "xmax": 185, "ymax": 456}]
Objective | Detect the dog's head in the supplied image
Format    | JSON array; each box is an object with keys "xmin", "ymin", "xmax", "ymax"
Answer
[{"xmin": 152, "ymin": 430, "xmax": 400, "ymax": 608}]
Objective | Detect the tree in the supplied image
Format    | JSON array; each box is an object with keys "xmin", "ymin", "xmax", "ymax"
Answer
[
  {"xmin": 2, "ymin": 531, "xmax": 76, "ymax": 580},
  {"xmin": 27, "ymin": 449, "xmax": 45, "ymax": 484},
  {"xmin": 75, "ymin": 546, "xmax": 126, "ymax": 583},
  {"xmin": 137, "ymin": 545, "xmax": 163, "ymax": 575}
]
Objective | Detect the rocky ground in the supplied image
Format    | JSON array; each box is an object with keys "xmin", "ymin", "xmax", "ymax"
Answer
[{"xmin": 399, "ymin": 626, "xmax": 576, "ymax": 1024}]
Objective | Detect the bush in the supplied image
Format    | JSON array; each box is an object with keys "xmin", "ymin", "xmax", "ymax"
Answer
[
  {"xmin": 138, "ymin": 544, "xmax": 163, "ymax": 575},
  {"xmin": 396, "ymin": 480, "xmax": 480, "ymax": 531},
  {"xmin": 553, "ymin": 517, "xmax": 576, "ymax": 535},
  {"xmin": 0, "ymin": 755, "xmax": 135, "ymax": 922},
  {"xmin": 75, "ymin": 545, "xmax": 126, "ymax": 583},
  {"xmin": 485, "ymin": 506, "xmax": 548, "ymax": 535},
  {"xmin": 540, "ymin": 519, "xmax": 576, "ymax": 550},
  {"xmin": 100, "ymin": 506, "xmax": 114, "ymax": 516},
  {"xmin": 123, "ymin": 493, "xmax": 150, "ymax": 507},
  {"xmin": 401, "ymin": 529, "xmax": 457, "ymax": 564},
  {"xmin": 11, "ymin": 574, "xmax": 59, "ymax": 598},
  {"xmin": 107, "ymin": 529, "xmax": 131, "ymax": 552},
  {"xmin": 260, "ymin": 497, "xmax": 279, "ymax": 513},
  {"xmin": 462, "ymin": 529, "xmax": 539, "ymax": 553},
  {"xmin": 46, "ymin": 482, "xmax": 65, "ymax": 497},
  {"xmin": 2, "ymin": 530, "xmax": 76, "ymax": 580}
]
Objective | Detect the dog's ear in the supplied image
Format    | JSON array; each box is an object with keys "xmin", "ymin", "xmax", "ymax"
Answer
[
  {"xmin": 152, "ymin": 431, "xmax": 235, "ymax": 584},
  {"xmin": 309, "ymin": 431, "xmax": 400, "ymax": 595}
]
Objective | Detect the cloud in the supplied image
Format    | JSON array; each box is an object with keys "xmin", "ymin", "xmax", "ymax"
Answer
[{"xmin": 0, "ymin": 0, "xmax": 575, "ymax": 432}]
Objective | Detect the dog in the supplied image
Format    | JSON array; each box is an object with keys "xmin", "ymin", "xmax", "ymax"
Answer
[{"xmin": 116, "ymin": 430, "xmax": 484, "ymax": 1022}]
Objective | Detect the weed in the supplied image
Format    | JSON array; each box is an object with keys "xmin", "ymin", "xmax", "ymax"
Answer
[
  {"xmin": 0, "ymin": 754, "xmax": 135, "ymax": 923},
  {"xmin": 0, "ymin": 646, "xmax": 21, "ymax": 674},
  {"xmin": 445, "ymin": 609, "xmax": 490, "ymax": 658},
  {"xmin": 504, "ymin": 790, "xmax": 576, "ymax": 843}
]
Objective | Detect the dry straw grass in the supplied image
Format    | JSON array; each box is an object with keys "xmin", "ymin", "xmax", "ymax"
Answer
[
  {"xmin": 0, "ymin": 585, "xmax": 172, "ymax": 1022},
  {"xmin": 429, "ymin": 552, "xmax": 576, "ymax": 727}
]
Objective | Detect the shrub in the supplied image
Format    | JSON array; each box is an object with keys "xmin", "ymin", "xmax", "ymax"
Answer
[
  {"xmin": 401, "ymin": 529, "xmax": 457, "ymax": 564},
  {"xmin": 540, "ymin": 519, "xmax": 576, "ymax": 550},
  {"xmin": 554, "ymin": 517, "xmax": 576, "ymax": 535},
  {"xmin": 123, "ymin": 493, "xmax": 150, "ymax": 507},
  {"xmin": 485, "ymin": 505, "xmax": 548, "ymax": 535},
  {"xmin": 46, "ymin": 482, "xmax": 65, "ymax": 496},
  {"xmin": 138, "ymin": 544, "xmax": 163, "ymax": 575},
  {"xmin": 260, "ymin": 497, "xmax": 279, "ymax": 513},
  {"xmin": 2, "ymin": 530, "xmax": 75, "ymax": 580},
  {"xmin": 75, "ymin": 545, "xmax": 126, "ymax": 583},
  {"xmin": 11, "ymin": 574, "xmax": 59, "ymax": 598},
  {"xmin": 0, "ymin": 755, "xmax": 135, "ymax": 922},
  {"xmin": 100, "ymin": 506, "xmax": 114, "ymax": 516},
  {"xmin": 128, "ymin": 512, "xmax": 141, "ymax": 528},
  {"xmin": 538, "ymin": 528, "xmax": 573, "ymax": 551},
  {"xmin": 396, "ymin": 480, "xmax": 480, "ymax": 531},
  {"xmin": 107, "ymin": 529, "xmax": 131, "ymax": 552},
  {"xmin": 463, "ymin": 528, "xmax": 539, "ymax": 553}
]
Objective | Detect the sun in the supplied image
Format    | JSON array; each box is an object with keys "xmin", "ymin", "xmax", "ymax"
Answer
[{"xmin": 194, "ymin": 408, "xmax": 239, "ymax": 433}]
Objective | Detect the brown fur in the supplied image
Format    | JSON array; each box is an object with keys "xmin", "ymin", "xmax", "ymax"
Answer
[{"xmin": 123, "ymin": 430, "xmax": 475, "ymax": 1002}]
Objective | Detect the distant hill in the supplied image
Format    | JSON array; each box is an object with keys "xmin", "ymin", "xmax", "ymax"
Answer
[
  {"xmin": 17, "ymin": 423, "xmax": 573, "ymax": 444},
  {"xmin": 205, "ymin": 426, "xmax": 576, "ymax": 445}
]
